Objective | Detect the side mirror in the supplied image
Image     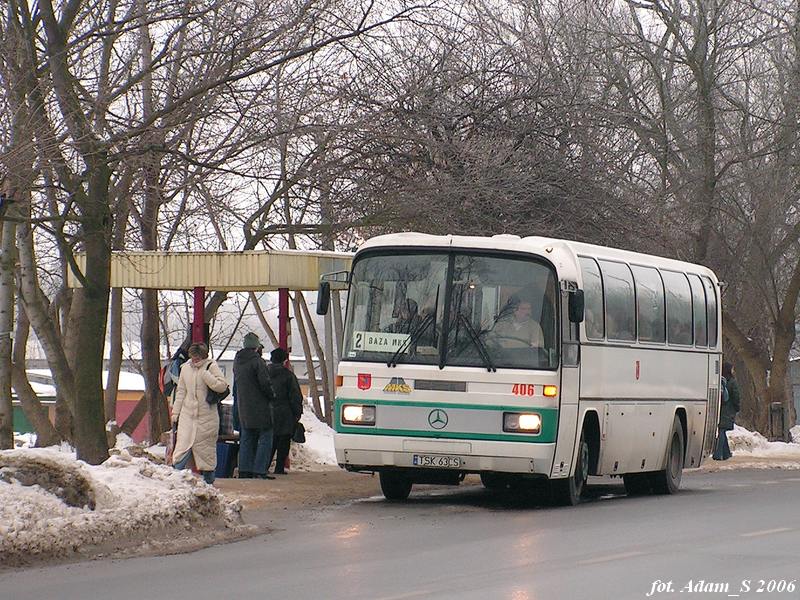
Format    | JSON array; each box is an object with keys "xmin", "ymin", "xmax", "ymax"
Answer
[
  {"xmin": 316, "ymin": 281, "xmax": 331, "ymax": 315},
  {"xmin": 568, "ymin": 290, "xmax": 584, "ymax": 323}
]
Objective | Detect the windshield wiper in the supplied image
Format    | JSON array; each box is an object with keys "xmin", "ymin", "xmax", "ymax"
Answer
[
  {"xmin": 387, "ymin": 313, "xmax": 435, "ymax": 368},
  {"xmin": 457, "ymin": 313, "xmax": 496, "ymax": 372}
]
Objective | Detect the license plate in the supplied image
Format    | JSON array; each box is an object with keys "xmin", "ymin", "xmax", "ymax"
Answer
[{"xmin": 412, "ymin": 454, "xmax": 461, "ymax": 468}]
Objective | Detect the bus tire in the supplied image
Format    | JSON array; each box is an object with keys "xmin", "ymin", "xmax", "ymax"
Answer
[
  {"xmin": 380, "ymin": 471, "xmax": 412, "ymax": 501},
  {"xmin": 552, "ymin": 430, "xmax": 589, "ymax": 506},
  {"xmin": 651, "ymin": 415, "xmax": 684, "ymax": 495},
  {"xmin": 623, "ymin": 473, "xmax": 652, "ymax": 496}
]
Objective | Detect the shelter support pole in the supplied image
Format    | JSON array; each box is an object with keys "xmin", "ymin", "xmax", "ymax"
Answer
[
  {"xmin": 192, "ymin": 286, "xmax": 205, "ymax": 343},
  {"xmin": 279, "ymin": 286, "xmax": 292, "ymax": 472},
  {"xmin": 278, "ymin": 288, "xmax": 290, "ymax": 351}
]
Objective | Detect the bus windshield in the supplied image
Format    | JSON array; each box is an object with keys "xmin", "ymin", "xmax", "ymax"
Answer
[{"xmin": 342, "ymin": 251, "xmax": 559, "ymax": 370}]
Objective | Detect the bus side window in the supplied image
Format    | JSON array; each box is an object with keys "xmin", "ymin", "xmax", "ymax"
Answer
[
  {"xmin": 599, "ymin": 260, "xmax": 636, "ymax": 342},
  {"xmin": 662, "ymin": 271, "xmax": 693, "ymax": 345},
  {"xmin": 631, "ymin": 265, "xmax": 665, "ymax": 343},
  {"xmin": 578, "ymin": 257, "xmax": 604, "ymax": 340},
  {"xmin": 702, "ymin": 276, "xmax": 718, "ymax": 346},
  {"xmin": 687, "ymin": 274, "xmax": 708, "ymax": 347}
]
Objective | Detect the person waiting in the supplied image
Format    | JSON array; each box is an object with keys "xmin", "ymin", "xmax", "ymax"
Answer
[
  {"xmin": 233, "ymin": 332, "xmax": 276, "ymax": 479},
  {"xmin": 266, "ymin": 347, "xmax": 303, "ymax": 474}
]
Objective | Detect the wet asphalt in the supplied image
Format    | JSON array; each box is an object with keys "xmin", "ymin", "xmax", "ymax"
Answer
[{"xmin": 2, "ymin": 468, "xmax": 799, "ymax": 600}]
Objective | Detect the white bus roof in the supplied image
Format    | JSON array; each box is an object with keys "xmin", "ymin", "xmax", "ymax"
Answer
[{"xmin": 357, "ymin": 233, "xmax": 718, "ymax": 282}]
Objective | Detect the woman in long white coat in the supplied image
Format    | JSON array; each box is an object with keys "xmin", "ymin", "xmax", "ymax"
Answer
[{"xmin": 172, "ymin": 342, "xmax": 228, "ymax": 483}]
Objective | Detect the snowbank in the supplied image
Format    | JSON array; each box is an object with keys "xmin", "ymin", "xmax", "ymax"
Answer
[
  {"xmin": 728, "ymin": 424, "xmax": 800, "ymax": 457},
  {"xmin": 0, "ymin": 447, "xmax": 243, "ymax": 566},
  {"xmin": 1, "ymin": 406, "xmax": 337, "ymax": 565},
  {"xmin": 701, "ymin": 425, "xmax": 800, "ymax": 470}
]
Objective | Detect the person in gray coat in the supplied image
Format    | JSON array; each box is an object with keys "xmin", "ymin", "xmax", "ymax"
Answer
[
  {"xmin": 233, "ymin": 332, "xmax": 276, "ymax": 479},
  {"xmin": 713, "ymin": 362, "xmax": 740, "ymax": 460},
  {"xmin": 266, "ymin": 347, "xmax": 303, "ymax": 474}
]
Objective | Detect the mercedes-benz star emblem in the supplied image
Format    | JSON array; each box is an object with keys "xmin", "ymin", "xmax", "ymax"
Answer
[{"xmin": 428, "ymin": 409, "xmax": 448, "ymax": 430}]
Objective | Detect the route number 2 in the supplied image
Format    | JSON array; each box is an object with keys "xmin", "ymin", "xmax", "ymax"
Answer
[{"xmin": 512, "ymin": 384, "xmax": 535, "ymax": 396}]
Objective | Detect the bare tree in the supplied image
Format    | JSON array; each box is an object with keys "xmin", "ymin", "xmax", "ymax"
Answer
[{"xmin": 0, "ymin": 0, "xmax": 425, "ymax": 462}]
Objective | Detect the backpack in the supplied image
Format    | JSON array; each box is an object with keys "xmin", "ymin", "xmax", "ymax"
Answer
[
  {"xmin": 720, "ymin": 376, "xmax": 729, "ymax": 404},
  {"xmin": 159, "ymin": 347, "xmax": 189, "ymax": 398}
]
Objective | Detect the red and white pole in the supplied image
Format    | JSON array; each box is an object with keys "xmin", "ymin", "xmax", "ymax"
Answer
[{"xmin": 192, "ymin": 286, "xmax": 206, "ymax": 343}]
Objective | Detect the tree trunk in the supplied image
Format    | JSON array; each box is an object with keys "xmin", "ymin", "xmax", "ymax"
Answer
[
  {"xmin": 249, "ymin": 292, "xmax": 280, "ymax": 348},
  {"xmin": 136, "ymin": 0, "xmax": 170, "ymax": 444},
  {"xmin": 105, "ymin": 287, "xmax": 123, "ymax": 422},
  {"xmin": 769, "ymin": 321, "xmax": 797, "ymax": 441},
  {"xmin": 142, "ymin": 288, "xmax": 169, "ymax": 442},
  {"xmin": 70, "ymin": 164, "xmax": 113, "ymax": 465},
  {"xmin": 0, "ymin": 219, "xmax": 15, "ymax": 449},
  {"xmin": 16, "ymin": 211, "xmax": 75, "ymax": 441},
  {"xmin": 12, "ymin": 299, "xmax": 61, "ymax": 446},
  {"xmin": 723, "ymin": 321, "xmax": 770, "ymax": 432},
  {"xmin": 297, "ymin": 292, "xmax": 332, "ymax": 424},
  {"xmin": 292, "ymin": 295, "xmax": 323, "ymax": 418},
  {"xmin": 104, "ymin": 181, "xmax": 132, "ymax": 422}
]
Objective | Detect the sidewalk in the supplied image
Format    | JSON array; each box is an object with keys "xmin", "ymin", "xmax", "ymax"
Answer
[
  {"xmin": 698, "ymin": 453, "xmax": 800, "ymax": 472},
  {"xmin": 214, "ymin": 467, "xmax": 383, "ymax": 525}
]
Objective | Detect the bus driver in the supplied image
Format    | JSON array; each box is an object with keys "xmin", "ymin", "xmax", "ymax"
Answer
[{"xmin": 492, "ymin": 300, "xmax": 544, "ymax": 349}]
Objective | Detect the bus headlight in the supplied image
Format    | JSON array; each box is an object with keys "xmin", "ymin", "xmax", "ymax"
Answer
[
  {"xmin": 503, "ymin": 412, "xmax": 542, "ymax": 434},
  {"xmin": 342, "ymin": 404, "xmax": 376, "ymax": 425}
]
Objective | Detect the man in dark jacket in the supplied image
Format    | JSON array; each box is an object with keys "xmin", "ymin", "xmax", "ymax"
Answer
[
  {"xmin": 266, "ymin": 347, "xmax": 303, "ymax": 474},
  {"xmin": 713, "ymin": 362, "xmax": 741, "ymax": 460},
  {"xmin": 233, "ymin": 332, "xmax": 276, "ymax": 479}
]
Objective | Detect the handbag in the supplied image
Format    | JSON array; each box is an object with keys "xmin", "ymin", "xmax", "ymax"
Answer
[
  {"xmin": 292, "ymin": 421, "xmax": 306, "ymax": 444},
  {"xmin": 205, "ymin": 363, "xmax": 231, "ymax": 405}
]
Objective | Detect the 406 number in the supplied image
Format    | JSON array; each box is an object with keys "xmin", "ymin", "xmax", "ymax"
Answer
[{"xmin": 512, "ymin": 384, "xmax": 535, "ymax": 396}]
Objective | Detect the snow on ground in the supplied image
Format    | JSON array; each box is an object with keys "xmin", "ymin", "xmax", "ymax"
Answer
[
  {"xmin": 286, "ymin": 410, "xmax": 338, "ymax": 471},
  {"xmin": 791, "ymin": 425, "xmax": 800, "ymax": 445},
  {"xmin": 728, "ymin": 425, "xmax": 800, "ymax": 457},
  {"xmin": 0, "ymin": 445, "xmax": 243, "ymax": 566},
  {"xmin": 702, "ymin": 425, "xmax": 800, "ymax": 470},
  {"xmin": 0, "ymin": 408, "xmax": 335, "ymax": 566}
]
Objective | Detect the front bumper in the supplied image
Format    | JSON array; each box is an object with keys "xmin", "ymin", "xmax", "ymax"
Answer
[{"xmin": 335, "ymin": 433, "xmax": 556, "ymax": 475}]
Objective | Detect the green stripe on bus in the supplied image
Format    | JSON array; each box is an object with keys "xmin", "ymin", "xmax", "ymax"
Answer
[{"xmin": 334, "ymin": 397, "xmax": 558, "ymax": 443}]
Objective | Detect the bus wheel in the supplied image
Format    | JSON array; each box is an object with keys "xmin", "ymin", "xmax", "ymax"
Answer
[
  {"xmin": 552, "ymin": 432, "xmax": 589, "ymax": 506},
  {"xmin": 623, "ymin": 473, "xmax": 652, "ymax": 496},
  {"xmin": 379, "ymin": 472, "xmax": 413, "ymax": 501},
  {"xmin": 651, "ymin": 416, "xmax": 684, "ymax": 495}
]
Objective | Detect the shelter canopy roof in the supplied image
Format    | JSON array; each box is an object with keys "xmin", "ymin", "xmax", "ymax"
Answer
[{"xmin": 69, "ymin": 250, "xmax": 353, "ymax": 291}]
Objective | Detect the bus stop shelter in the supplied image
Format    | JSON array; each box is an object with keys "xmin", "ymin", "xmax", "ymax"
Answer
[{"xmin": 69, "ymin": 249, "xmax": 353, "ymax": 396}]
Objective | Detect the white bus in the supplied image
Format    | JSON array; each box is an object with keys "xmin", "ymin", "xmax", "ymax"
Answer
[{"xmin": 317, "ymin": 233, "xmax": 722, "ymax": 504}]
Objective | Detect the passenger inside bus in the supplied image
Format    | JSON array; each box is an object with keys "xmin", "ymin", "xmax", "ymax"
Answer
[{"xmin": 384, "ymin": 298, "xmax": 424, "ymax": 335}]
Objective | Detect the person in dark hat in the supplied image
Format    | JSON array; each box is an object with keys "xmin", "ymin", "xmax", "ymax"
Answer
[
  {"xmin": 233, "ymin": 332, "xmax": 276, "ymax": 479},
  {"xmin": 266, "ymin": 347, "xmax": 303, "ymax": 474}
]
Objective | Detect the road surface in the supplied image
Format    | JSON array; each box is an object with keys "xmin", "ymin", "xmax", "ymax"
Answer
[{"xmin": 2, "ymin": 468, "xmax": 799, "ymax": 600}]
